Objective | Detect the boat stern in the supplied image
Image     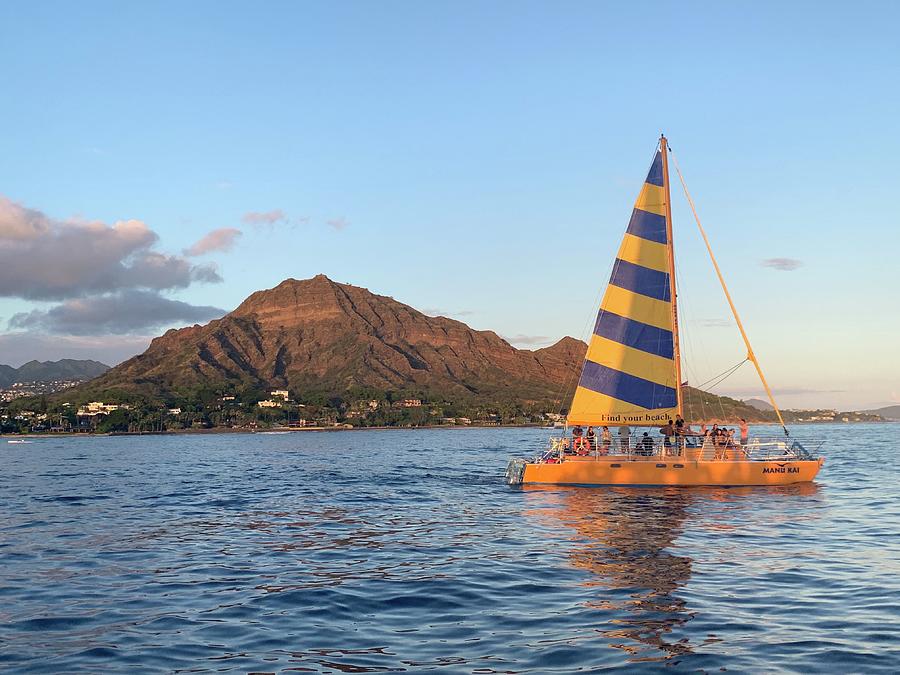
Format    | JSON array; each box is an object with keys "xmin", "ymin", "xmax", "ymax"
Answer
[{"xmin": 505, "ymin": 458, "xmax": 528, "ymax": 485}]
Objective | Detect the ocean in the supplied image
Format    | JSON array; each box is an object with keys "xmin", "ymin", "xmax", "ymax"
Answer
[{"xmin": 1, "ymin": 424, "xmax": 898, "ymax": 673}]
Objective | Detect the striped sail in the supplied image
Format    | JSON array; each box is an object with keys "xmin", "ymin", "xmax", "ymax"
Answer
[{"xmin": 567, "ymin": 150, "xmax": 679, "ymax": 426}]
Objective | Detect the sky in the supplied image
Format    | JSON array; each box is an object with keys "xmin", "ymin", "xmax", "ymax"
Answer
[{"xmin": 1, "ymin": 1, "xmax": 898, "ymax": 410}]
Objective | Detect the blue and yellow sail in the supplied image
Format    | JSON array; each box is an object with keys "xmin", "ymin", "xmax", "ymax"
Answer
[{"xmin": 568, "ymin": 146, "xmax": 681, "ymax": 426}]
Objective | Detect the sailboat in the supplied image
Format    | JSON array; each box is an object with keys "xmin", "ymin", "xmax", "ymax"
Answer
[{"xmin": 506, "ymin": 136, "xmax": 824, "ymax": 487}]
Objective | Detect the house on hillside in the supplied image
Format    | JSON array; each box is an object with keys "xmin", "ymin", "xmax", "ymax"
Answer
[{"xmin": 77, "ymin": 402, "xmax": 127, "ymax": 417}]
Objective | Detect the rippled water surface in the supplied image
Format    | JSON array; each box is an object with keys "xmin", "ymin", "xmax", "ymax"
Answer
[{"xmin": 2, "ymin": 424, "xmax": 899, "ymax": 672}]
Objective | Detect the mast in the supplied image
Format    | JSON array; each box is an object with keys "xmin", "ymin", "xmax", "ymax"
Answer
[{"xmin": 659, "ymin": 135, "xmax": 683, "ymax": 418}]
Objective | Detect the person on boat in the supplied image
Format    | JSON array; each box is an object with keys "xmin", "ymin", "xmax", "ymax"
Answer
[
  {"xmin": 713, "ymin": 429, "xmax": 728, "ymax": 460},
  {"xmin": 674, "ymin": 416, "xmax": 686, "ymax": 453},
  {"xmin": 660, "ymin": 420, "xmax": 675, "ymax": 455},
  {"xmin": 638, "ymin": 432, "xmax": 654, "ymax": 456},
  {"xmin": 701, "ymin": 430, "xmax": 715, "ymax": 458},
  {"xmin": 619, "ymin": 424, "xmax": 630, "ymax": 452},
  {"xmin": 600, "ymin": 426, "xmax": 612, "ymax": 454},
  {"xmin": 571, "ymin": 425, "xmax": 590, "ymax": 455},
  {"xmin": 739, "ymin": 418, "xmax": 749, "ymax": 446},
  {"xmin": 709, "ymin": 424, "xmax": 724, "ymax": 454},
  {"xmin": 586, "ymin": 426, "xmax": 596, "ymax": 450},
  {"xmin": 726, "ymin": 428, "xmax": 745, "ymax": 460}
]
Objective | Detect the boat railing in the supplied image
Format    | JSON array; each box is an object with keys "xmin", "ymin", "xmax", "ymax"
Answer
[
  {"xmin": 537, "ymin": 434, "xmax": 821, "ymax": 463},
  {"xmin": 742, "ymin": 437, "xmax": 823, "ymax": 460}
]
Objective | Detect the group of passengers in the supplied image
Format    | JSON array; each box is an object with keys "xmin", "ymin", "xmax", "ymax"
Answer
[
  {"xmin": 564, "ymin": 416, "xmax": 751, "ymax": 458},
  {"xmin": 567, "ymin": 424, "xmax": 612, "ymax": 456}
]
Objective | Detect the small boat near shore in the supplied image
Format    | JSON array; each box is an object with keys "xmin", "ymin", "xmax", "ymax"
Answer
[{"xmin": 507, "ymin": 136, "xmax": 824, "ymax": 487}]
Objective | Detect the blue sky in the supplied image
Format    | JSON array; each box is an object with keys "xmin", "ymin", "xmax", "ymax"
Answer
[{"xmin": 1, "ymin": 1, "xmax": 897, "ymax": 410}]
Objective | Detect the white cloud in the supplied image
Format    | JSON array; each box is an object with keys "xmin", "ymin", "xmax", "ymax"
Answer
[
  {"xmin": 242, "ymin": 209, "xmax": 287, "ymax": 226},
  {"xmin": 503, "ymin": 334, "xmax": 554, "ymax": 346},
  {"xmin": 761, "ymin": 257, "xmax": 803, "ymax": 271},
  {"xmin": 422, "ymin": 308, "xmax": 475, "ymax": 318},
  {"xmin": 0, "ymin": 195, "xmax": 221, "ymax": 300},
  {"xmin": 184, "ymin": 227, "xmax": 243, "ymax": 256},
  {"xmin": 326, "ymin": 217, "xmax": 349, "ymax": 231},
  {"xmin": 698, "ymin": 318, "xmax": 732, "ymax": 328}
]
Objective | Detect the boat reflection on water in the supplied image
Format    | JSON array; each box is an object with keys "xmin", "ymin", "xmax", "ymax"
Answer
[{"xmin": 522, "ymin": 483, "xmax": 820, "ymax": 664}]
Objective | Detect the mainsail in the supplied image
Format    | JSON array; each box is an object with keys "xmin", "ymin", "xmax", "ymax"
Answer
[{"xmin": 567, "ymin": 144, "xmax": 681, "ymax": 426}]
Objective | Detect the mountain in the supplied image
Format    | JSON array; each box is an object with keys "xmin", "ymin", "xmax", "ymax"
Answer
[
  {"xmin": 61, "ymin": 275, "xmax": 779, "ymax": 423},
  {"xmin": 0, "ymin": 359, "xmax": 110, "ymax": 388},
  {"xmin": 72, "ymin": 275, "xmax": 585, "ymax": 405},
  {"xmin": 743, "ymin": 398, "xmax": 774, "ymax": 411},
  {"xmin": 15, "ymin": 359, "xmax": 110, "ymax": 382},
  {"xmin": 0, "ymin": 365, "xmax": 16, "ymax": 388},
  {"xmin": 863, "ymin": 405, "xmax": 900, "ymax": 420}
]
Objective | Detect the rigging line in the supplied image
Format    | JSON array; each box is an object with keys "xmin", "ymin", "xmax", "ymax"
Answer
[
  {"xmin": 703, "ymin": 362, "xmax": 748, "ymax": 394},
  {"xmin": 671, "ymin": 234, "xmax": 714, "ymax": 416},
  {"xmin": 672, "ymin": 247, "xmax": 700, "ymax": 421},
  {"xmin": 669, "ymin": 209, "xmax": 724, "ymax": 422},
  {"xmin": 680, "ymin": 315, "xmax": 712, "ymax": 424},
  {"xmin": 671, "ymin": 191, "xmax": 724, "ymax": 425},
  {"xmin": 670, "ymin": 150, "xmax": 790, "ymax": 436},
  {"xmin": 671, "ymin": 216, "xmax": 722, "ymax": 425},
  {"xmin": 694, "ymin": 358, "xmax": 749, "ymax": 391}
]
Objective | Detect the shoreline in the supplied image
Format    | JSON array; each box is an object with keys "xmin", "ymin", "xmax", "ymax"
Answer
[{"xmin": 2, "ymin": 418, "xmax": 895, "ymax": 440}]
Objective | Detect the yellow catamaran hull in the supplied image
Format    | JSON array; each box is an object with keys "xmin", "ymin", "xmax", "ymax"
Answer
[{"xmin": 516, "ymin": 456, "xmax": 824, "ymax": 487}]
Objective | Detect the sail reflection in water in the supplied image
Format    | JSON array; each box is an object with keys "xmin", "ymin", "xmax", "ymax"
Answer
[{"xmin": 522, "ymin": 483, "xmax": 821, "ymax": 665}]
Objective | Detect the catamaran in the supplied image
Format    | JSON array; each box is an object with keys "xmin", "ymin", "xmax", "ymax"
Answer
[{"xmin": 506, "ymin": 136, "xmax": 824, "ymax": 487}]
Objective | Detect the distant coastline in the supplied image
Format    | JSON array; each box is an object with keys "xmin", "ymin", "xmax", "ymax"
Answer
[{"xmin": 4, "ymin": 417, "xmax": 894, "ymax": 440}]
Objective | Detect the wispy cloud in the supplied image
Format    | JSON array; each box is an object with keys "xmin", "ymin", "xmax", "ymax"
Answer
[
  {"xmin": 722, "ymin": 386, "xmax": 845, "ymax": 396},
  {"xmin": 242, "ymin": 209, "xmax": 288, "ymax": 226},
  {"xmin": 698, "ymin": 318, "xmax": 732, "ymax": 328},
  {"xmin": 326, "ymin": 217, "xmax": 349, "ymax": 231},
  {"xmin": 241, "ymin": 210, "xmax": 342, "ymax": 231},
  {"xmin": 503, "ymin": 334, "xmax": 553, "ymax": 347},
  {"xmin": 761, "ymin": 257, "xmax": 803, "ymax": 271},
  {"xmin": 9, "ymin": 290, "xmax": 226, "ymax": 335},
  {"xmin": 0, "ymin": 195, "xmax": 221, "ymax": 301},
  {"xmin": 184, "ymin": 227, "xmax": 243, "ymax": 256},
  {"xmin": 422, "ymin": 308, "xmax": 475, "ymax": 318}
]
